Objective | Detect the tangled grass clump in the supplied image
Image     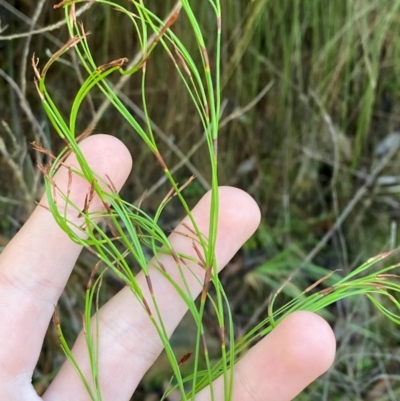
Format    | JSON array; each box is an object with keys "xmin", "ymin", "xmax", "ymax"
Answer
[{"xmin": 31, "ymin": 1, "xmax": 400, "ymax": 400}]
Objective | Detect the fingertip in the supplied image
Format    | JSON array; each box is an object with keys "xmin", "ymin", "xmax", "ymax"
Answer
[
  {"xmin": 280, "ymin": 311, "xmax": 336, "ymax": 376},
  {"xmin": 193, "ymin": 186, "xmax": 261, "ymax": 268},
  {"xmin": 232, "ymin": 311, "xmax": 336, "ymax": 401},
  {"xmin": 45, "ymin": 134, "xmax": 132, "ymax": 204},
  {"xmin": 218, "ymin": 186, "xmax": 262, "ymax": 231},
  {"xmin": 76, "ymin": 134, "xmax": 132, "ymax": 188},
  {"xmin": 38, "ymin": 133, "xmax": 133, "ymax": 223},
  {"xmin": 200, "ymin": 186, "xmax": 261, "ymax": 239}
]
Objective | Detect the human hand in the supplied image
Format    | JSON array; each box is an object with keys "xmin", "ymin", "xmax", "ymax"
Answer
[{"xmin": 0, "ymin": 135, "xmax": 336, "ymax": 401}]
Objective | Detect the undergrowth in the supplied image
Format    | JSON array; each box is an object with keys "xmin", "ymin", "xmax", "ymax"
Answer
[{"xmin": 3, "ymin": 0, "xmax": 400, "ymax": 399}]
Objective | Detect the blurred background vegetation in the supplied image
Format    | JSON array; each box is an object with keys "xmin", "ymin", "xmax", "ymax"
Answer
[{"xmin": 2, "ymin": 0, "xmax": 400, "ymax": 399}]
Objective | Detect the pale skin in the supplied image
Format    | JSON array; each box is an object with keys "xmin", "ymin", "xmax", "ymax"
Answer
[{"xmin": 0, "ymin": 135, "xmax": 336, "ymax": 401}]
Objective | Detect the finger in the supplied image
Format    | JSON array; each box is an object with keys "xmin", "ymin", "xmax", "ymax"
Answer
[
  {"xmin": 0, "ymin": 134, "xmax": 132, "ymax": 380},
  {"xmin": 43, "ymin": 187, "xmax": 261, "ymax": 401},
  {"xmin": 196, "ymin": 311, "xmax": 336, "ymax": 401}
]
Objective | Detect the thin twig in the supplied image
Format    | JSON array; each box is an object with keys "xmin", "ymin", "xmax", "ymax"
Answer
[
  {"xmin": 0, "ymin": 137, "xmax": 34, "ymax": 214},
  {"xmin": 20, "ymin": 0, "xmax": 47, "ymax": 96},
  {"xmin": 294, "ymin": 139, "xmax": 400, "ymax": 277},
  {"xmin": 220, "ymin": 80, "xmax": 274, "ymax": 126},
  {"xmin": 0, "ymin": 0, "xmax": 93, "ymax": 45},
  {"xmin": 0, "ymin": 68, "xmax": 49, "ymax": 149}
]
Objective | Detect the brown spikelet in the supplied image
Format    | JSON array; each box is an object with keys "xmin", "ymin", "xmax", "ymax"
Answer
[
  {"xmin": 376, "ymin": 273, "xmax": 400, "ymax": 280},
  {"xmin": 171, "ymin": 249, "xmax": 180, "ymax": 265},
  {"xmin": 192, "ymin": 242, "xmax": 206, "ymax": 269},
  {"xmin": 319, "ymin": 287, "xmax": 334, "ymax": 296},
  {"xmin": 105, "ymin": 174, "xmax": 118, "ymax": 193},
  {"xmin": 78, "ymin": 179, "xmax": 96, "ymax": 218},
  {"xmin": 145, "ymin": 275, "xmax": 154, "ymax": 296},
  {"xmin": 31, "ymin": 54, "xmax": 41, "ymax": 80},
  {"xmin": 54, "ymin": 0, "xmax": 95, "ymax": 9},
  {"xmin": 178, "ymin": 352, "xmax": 193, "ymax": 367},
  {"xmin": 155, "ymin": 6, "xmax": 181, "ymax": 44},
  {"xmin": 54, "ymin": 0, "xmax": 70, "ymax": 9},
  {"xmin": 83, "ymin": 245, "xmax": 98, "ymax": 256},
  {"xmin": 178, "ymin": 175, "xmax": 196, "ymax": 193},
  {"xmin": 33, "ymin": 78, "xmax": 45, "ymax": 100},
  {"xmin": 201, "ymin": 46, "xmax": 210, "ymax": 71},
  {"xmin": 98, "ymin": 57, "xmax": 129, "ymax": 73},
  {"xmin": 304, "ymin": 269, "xmax": 341, "ymax": 293},
  {"xmin": 88, "ymin": 261, "xmax": 102, "ymax": 290},
  {"xmin": 170, "ymin": 229, "xmax": 193, "ymax": 240},
  {"xmin": 37, "ymin": 162, "xmax": 53, "ymax": 178},
  {"xmin": 106, "ymin": 219, "xmax": 120, "ymax": 239},
  {"xmin": 181, "ymin": 222, "xmax": 197, "ymax": 237},
  {"xmin": 174, "ymin": 46, "xmax": 192, "ymax": 77},
  {"xmin": 67, "ymin": 167, "xmax": 73, "ymax": 198},
  {"xmin": 143, "ymin": 297, "xmax": 152, "ymax": 317},
  {"xmin": 201, "ymin": 268, "xmax": 212, "ymax": 302},
  {"xmin": 158, "ymin": 261, "xmax": 167, "ymax": 273},
  {"xmin": 101, "ymin": 200, "xmax": 113, "ymax": 215},
  {"xmin": 76, "ymin": 126, "xmax": 95, "ymax": 143},
  {"xmin": 42, "ymin": 35, "xmax": 88, "ymax": 77},
  {"xmin": 52, "ymin": 307, "xmax": 60, "ymax": 327},
  {"xmin": 161, "ymin": 187, "xmax": 175, "ymax": 205},
  {"xmin": 153, "ymin": 151, "xmax": 168, "ymax": 171},
  {"xmin": 275, "ymin": 274, "xmax": 293, "ymax": 297},
  {"xmin": 68, "ymin": 0, "xmax": 76, "ymax": 24}
]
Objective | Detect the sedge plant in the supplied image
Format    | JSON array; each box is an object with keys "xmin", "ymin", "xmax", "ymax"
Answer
[{"xmin": 32, "ymin": 1, "xmax": 400, "ymax": 400}]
